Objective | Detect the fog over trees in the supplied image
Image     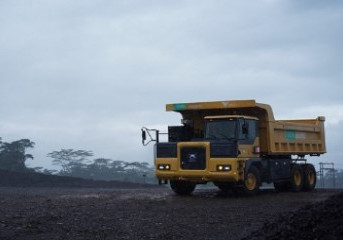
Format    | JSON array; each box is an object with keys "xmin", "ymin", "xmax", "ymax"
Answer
[
  {"xmin": 0, "ymin": 137, "xmax": 156, "ymax": 184},
  {"xmin": 46, "ymin": 149, "xmax": 155, "ymax": 184}
]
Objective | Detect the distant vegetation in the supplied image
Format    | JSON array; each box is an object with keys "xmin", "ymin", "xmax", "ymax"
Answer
[
  {"xmin": 0, "ymin": 138, "xmax": 156, "ymax": 184},
  {"xmin": 0, "ymin": 138, "xmax": 35, "ymax": 172},
  {"xmin": 45, "ymin": 149, "xmax": 156, "ymax": 184}
]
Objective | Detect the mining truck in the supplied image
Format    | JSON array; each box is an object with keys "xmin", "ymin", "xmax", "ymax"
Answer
[{"xmin": 141, "ymin": 100, "xmax": 326, "ymax": 195}]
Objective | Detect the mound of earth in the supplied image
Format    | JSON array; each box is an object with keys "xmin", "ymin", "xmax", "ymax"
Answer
[
  {"xmin": 0, "ymin": 169, "xmax": 158, "ymax": 188},
  {"xmin": 244, "ymin": 191, "xmax": 343, "ymax": 239}
]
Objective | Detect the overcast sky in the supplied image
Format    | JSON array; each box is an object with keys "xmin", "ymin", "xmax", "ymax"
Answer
[{"xmin": 1, "ymin": 0, "xmax": 342, "ymax": 170}]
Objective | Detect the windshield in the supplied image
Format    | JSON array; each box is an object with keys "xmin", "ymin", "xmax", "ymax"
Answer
[{"xmin": 205, "ymin": 120, "xmax": 237, "ymax": 140}]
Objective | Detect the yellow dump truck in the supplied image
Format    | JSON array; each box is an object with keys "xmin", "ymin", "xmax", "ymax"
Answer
[{"xmin": 142, "ymin": 100, "xmax": 326, "ymax": 195}]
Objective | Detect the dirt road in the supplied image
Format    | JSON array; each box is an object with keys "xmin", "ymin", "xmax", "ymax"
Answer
[{"xmin": 0, "ymin": 187, "xmax": 339, "ymax": 240}]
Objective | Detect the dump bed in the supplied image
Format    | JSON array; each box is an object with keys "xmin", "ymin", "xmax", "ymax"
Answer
[
  {"xmin": 267, "ymin": 117, "xmax": 326, "ymax": 155},
  {"xmin": 166, "ymin": 99, "xmax": 326, "ymax": 156}
]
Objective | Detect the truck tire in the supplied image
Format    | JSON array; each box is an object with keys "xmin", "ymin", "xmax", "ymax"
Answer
[
  {"xmin": 170, "ymin": 180, "xmax": 196, "ymax": 195},
  {"xmin": 236, "ymin": 165, "xmax": 261, "ymax": 196},
  {"xmin": 290, "ymin": 164, "xmax": 304, "ymax": 192},
  {"xmin": 302, "ymin": 164, "xmax": 316, "ymax": 191}
]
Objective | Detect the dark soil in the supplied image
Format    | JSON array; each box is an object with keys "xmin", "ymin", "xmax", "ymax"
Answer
[
  {"xmin": 0, "ymin": 187, "xmax": 340, "ymax": 240},
  {"xmin": 244, "ymin": 191, "xmax": 343, "ymax": 240},
  {"xmin": 0, "ymin": 170, "xmax": 342, "ymax": 240}
]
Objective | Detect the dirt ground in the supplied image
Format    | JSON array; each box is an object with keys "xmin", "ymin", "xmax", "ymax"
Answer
[
  {"xmin": 244, "ymin": 190, "xmax": 343, "ymax": 240},
  {"xmin": 0, "ymin": 186, "xmax": 340, "ymax": 240}
]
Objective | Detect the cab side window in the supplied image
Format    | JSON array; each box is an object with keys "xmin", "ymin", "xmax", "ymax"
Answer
[
  {"xmin": 238, "ymin": 119, "xmax": 258, "ymax": 141},
  {"xmin": 247, "ymin": 120, "xmax": 258, "ymax": 140},
  {"xmin": 238, "ymin": 119, "xmax": 247, "ymax": 140}
]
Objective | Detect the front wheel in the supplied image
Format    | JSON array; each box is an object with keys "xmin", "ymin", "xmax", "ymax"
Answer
[
  {"xmin": 170, "ymin": 180, "xmax": 196, "ymax": 195},
  {"xmin": 236, "ymin": 166, "xmax": 261, "ymax": 196}
]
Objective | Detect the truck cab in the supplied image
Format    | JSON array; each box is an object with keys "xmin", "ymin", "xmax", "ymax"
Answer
[{"xmin": 154, "ymin": 115, "xmax": 261, "ymax": 195}]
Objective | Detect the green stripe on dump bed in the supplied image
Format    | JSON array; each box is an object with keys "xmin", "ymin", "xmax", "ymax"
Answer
[{"xmin": 173, "ymin": 103, "xmax": 187, "ymax": 111}]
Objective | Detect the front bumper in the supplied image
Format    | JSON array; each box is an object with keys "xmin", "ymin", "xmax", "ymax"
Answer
[{"xmin": 155, "ymin": 157, "xmax": 243, "ymax": 183}]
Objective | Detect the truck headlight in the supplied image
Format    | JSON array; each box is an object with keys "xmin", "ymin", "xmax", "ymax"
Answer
[
  {"xmin": 217, "ymin": 165, "xmax": 231, "ymax": 171},
  {"xmin": 157, "ymin": 164, "xmax": 171, "ymax": 171}
]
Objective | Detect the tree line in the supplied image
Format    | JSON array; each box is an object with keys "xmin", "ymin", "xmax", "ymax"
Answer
[
  {"xmin": 0, "ymin": 138, "xmax": 156, "ymax": 184},
  {"xmin": 44, "ymin": 149, "xmax": 156, "ymax": 184}
]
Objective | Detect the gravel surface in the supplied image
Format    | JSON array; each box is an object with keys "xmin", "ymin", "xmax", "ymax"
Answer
[{"xmin": 0, "ymin": 187, "xmax": 339, "ymax": 240}]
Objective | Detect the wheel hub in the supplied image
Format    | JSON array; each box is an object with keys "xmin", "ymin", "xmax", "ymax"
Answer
[
  {"xmin": 294, "ymin": 171, "xmax": 302, "ymax": 186},
  {"xmin": 245, "ymin": 173, "xmax": 257, "ymax": 191}
]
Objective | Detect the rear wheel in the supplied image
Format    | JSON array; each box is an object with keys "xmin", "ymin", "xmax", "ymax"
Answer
[
  {"xmin": 290, "ymin": 164, "xmax": 304, "ymax": 192},
  {"xmin": 170, "ymin": 180, "xmax": 196, "ymax": 195},
  {"xmin": 303, "ymin": 164, "xmax": 316, "ymax": 191}
]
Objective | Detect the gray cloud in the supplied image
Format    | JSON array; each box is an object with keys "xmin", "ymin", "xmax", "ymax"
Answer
[{"xmin": 0, "ymin": 0, "xmax": 342, "ymax": 169}]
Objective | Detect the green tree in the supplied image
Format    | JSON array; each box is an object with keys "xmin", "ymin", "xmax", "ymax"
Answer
[
  {"xmin": 47, "ymin": 149, "xmax": 93, "ymax": 174},
  {"xmin": 0, "ymin": 138, "xmax": 35, "ymax": 171}
]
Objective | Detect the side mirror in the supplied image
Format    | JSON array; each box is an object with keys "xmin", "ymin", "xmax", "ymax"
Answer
[
  {"xmin": 142, "ymin": 130, "xmax": 147, "ymax": 144},
  {"xmin": 141, "ymin": 127, "xmax": 160, "ymax": 146}
]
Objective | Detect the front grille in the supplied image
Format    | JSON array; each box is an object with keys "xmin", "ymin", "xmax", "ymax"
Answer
[{"xmin": 180, "ymin": 147, "xmax": 206, "ymax": 170}]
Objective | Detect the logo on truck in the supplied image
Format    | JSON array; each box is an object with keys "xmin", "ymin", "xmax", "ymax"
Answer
[{"xmin": 188, "ymin": 154, "xmax": 197, "ymax": 162}]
